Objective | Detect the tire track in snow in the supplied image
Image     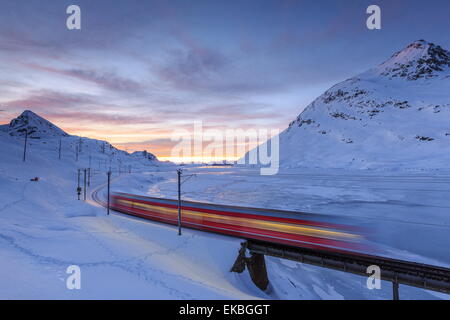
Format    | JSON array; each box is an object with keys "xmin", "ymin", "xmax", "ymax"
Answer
[{"xmin": 0, "ymin": 181, "xmax": 31, "ymax": 213}]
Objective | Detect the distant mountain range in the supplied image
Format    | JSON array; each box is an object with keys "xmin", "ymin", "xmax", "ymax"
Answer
[{"xmin": 0, "ymin": 110, "xmax": 159, "ymax": 163}]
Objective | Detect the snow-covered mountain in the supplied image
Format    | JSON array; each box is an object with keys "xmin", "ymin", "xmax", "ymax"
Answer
[
  {"xmin": 0, "ymin": 110, "xmax": 160, "ymax": 167},
  {"xmin": 251, "ymin": 40, "xmax": 450, "ymax": 170},
  {"xmin": 0, "ymin": 110, "xmax": 68, "ymax": 138},
  {"xmin": 131, "ymin": 150, "xmax": 158, "ymax": 161}
]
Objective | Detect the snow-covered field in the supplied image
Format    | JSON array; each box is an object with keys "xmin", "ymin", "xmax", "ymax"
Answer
[
  {"xmin": 0, "ymin": 133, "xmax": 264, "ymax": 299},
  {"xmin": 0, "ymin": 112, "xmax": 450, "ymax": 299},
  {"xmin": 110, "ymin": 165, "xmax": 450, "ymax": 299},
  {"xmin": 1, "ymin": 113, "xmax": 450, "ymax": 299}
]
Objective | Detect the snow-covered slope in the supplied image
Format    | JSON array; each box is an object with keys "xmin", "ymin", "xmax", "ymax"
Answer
[
  {"xmin": 0, "ymin": 110, "xmax": 448, "ymax": 299},
  {"xmin": 0, "ymin": 118, "xmax": 257, "ymax": 299},
  {"xmin": 250, "ymin": 40, "xmax": 450, "ymax": 170}
]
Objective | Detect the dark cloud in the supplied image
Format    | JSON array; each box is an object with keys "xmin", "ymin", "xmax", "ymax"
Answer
[
  {"xmin": 65, "ymin": 68, "xmax": 144, "ymax": 92},
  {"xmin": 155, "ymin": 46, "xmax": 292, "ymax": 95},
  {"xmin": 156, "ymin": 46, "xmax": 229, "ymax": 91},
  {"xmin": 153, "ymin": 33, "xmax": 335, "ymax": 97},
  {"xmin": 1, "ymin": 89, "xmax": 159, "ymax": 126},
  {"xmin": 4, "ymin": 90, "xmax": 95, "ymax": 109},
  {"xmin": 24, "ymin": 63, "xmax": 144, "ymax": 93}
]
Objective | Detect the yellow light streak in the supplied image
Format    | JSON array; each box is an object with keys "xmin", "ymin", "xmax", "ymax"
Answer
[{"xmin": 116, "ymin": 199, "xmax": 360, "ymax": 240}]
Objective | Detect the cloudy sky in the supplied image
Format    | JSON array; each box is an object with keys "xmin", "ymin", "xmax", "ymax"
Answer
[{"xmin": 0, "ymin": 0, "xmax": 449, "ymax": 160}]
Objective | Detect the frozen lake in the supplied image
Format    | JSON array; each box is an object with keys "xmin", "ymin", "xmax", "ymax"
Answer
[{"xmin": 113, "ymin": 166, "xmax": 450, "ymax": 267}]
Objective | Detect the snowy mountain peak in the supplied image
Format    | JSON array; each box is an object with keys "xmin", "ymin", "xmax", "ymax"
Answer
[
  {"xmin": 376, "ymin": 40, "xmax": 450, "ymax": 80},
  {"xmin": 1, "ymin": 110, "xmax": 160, "ymax": 163},
  {"xmin": 5, "ymin": 110, "xmax": 69, "ymax": 138},
  {"xmin": 248, "ymin": 40, "xmax": 450, "ymax": 170}
]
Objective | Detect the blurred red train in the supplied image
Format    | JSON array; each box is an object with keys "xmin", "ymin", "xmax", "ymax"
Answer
[{"xmin": 110, "ymin": 192, "xmax": 368, "ymax": 253}]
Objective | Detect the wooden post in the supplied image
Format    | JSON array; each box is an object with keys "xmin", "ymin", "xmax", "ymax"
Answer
[
  {"xmin": 22, "ymin": 130, "xmax": 28, "ymax": 162},
  {"xmin": 83, "ymin": 168, "xmax": 87, "ymax": 201},
  {"xmin": 177, "ymin": 169, "xmax": 182, "ymax": 236},
  {"xmin": 77, "ymin": 169, "xmax": 81, "ymax": 200},
  {"xmin": 58, "ymin": 138, "xmax": 61, "ymax": 160},
  {"xmin": 88, "ymin": 156, "xmax": 91, "ymax": 187},
  {"xmin": 107, "ymin": 170, "xmax": 111, "ymax": 215}
]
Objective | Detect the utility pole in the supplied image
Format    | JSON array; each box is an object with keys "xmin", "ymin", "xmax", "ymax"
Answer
[
  {"xmin": 58, "ymin": 138, "xmax": 62, "ymax": 160},
  {"xmin": 76, "ymin": 145, "xmax": 79, "ymax": 162},
  {"xmin": 177, "ymin": 169, "xmax": 182, "ymax": 236},
  {"xmin": 88, "ymin": 156, "xmax": 91, "ymax": 187},
  {"xmin": 22, "ymin": 130, "xmax": 28, "ymax": 162},
  {"xmin": 77, "ymin": 169, "xmax": 81, "ymax": 200},
  {"xmin": 107, "ymin": 170, "xmax": 111, "ymax": 215},
  {"xmin": 83, "ymin": 168, "xmax": 87, "ymax": 201},
  {"xmin": 176, "ymin": 169, "xmax": 195, "ymax": 236}
]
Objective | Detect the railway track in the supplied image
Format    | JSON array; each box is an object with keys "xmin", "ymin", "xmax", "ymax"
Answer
[
  {"xmin": 91, "ymin": 184, "xmax": 107, "ymax": 207},
  {"xmin": 244, "ymin": 240, "xmax": 450, "ymax": 296}
]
